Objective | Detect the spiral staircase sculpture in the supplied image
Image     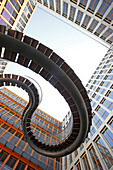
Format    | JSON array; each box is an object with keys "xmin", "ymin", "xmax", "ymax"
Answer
[{"xmin": 0, "ymin": 25, "xmax": 92, "ymax": 157}]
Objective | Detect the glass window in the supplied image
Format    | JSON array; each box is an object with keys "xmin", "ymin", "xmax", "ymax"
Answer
[
  {"xmin": 69, "ymin": 6, "xmax": 76, "ymax": 20},
  {"xmin": 48, "ymin": 158, "xmax": 54, "ymax": 168},
  {"xmin": 88, "ymin": 91, "xmax": 93, "ymax": 97},
  {"xmin": 16, "ymin": 23, "xmax": 23, "ymax": 32},
  {"xmin": 74, "ymin": 150, "xmax": 78, "ymax": 157},
  {"xmin": 0, "ymin": 66, "xmax": 5, "ymax": 69},
  {"xmin": 102, "ymin": 99, "xmax": 113, "ymax": 111},
  {"xmin": 89, "ymin": 19, "xmax": 99, "ymax": 31},
  {"xmin": 25, "ymin": 145, "xmax": 32, "ymax": 154},
  {"xmin": 79, "ymin": 144, "xmax": 84, "ymax": 151},
  {"xmin": 15, "ymin": 132, "xmax": 22, "ymax": 138},
  {"xmin": 75, "ymin": 162, "xmax": 81, "ymax": 170},
  {"xmin": 5, "ymin": 112, "xmax": 13, "ymax": 120},
  {"xmin": 56, "ymin": 0, "xmax": 61, "ymax": 12},
  {"xmin": 105, "ymin": 8, "xmax": 113, "ymax": 22},
  {"xmin": 98, "ymin": 75, "xmax": 104, "ymax": 79},
  {"xmin": 95, "ymin": 80, "xmax": 100, "ymax": 85},
  {"xmin": 80, "ymin": 0, "xmax": 88, "ymax": 6},
  {"xmin": 5, "ymin": 1, "xmax": 17, "ymax": 19},
  {"xmin": 1, "ymin": 124, "xmax": 9, "ymax": 130},
  {"xmin": 2, "ymin": 9, "xmax": 14, "ymax": 25},
  {"xmin": 16, "ymin": 161, "xmax": 25, "ymax": 169},
  {"xmin": 1, "ymin": 62, "xmax": 7, "ymax": 65},
  {"xmin": 8, "ymin": 128, "xmax": 15, "ymax": 134},
  {"xmin": 91, "ymin": 100, "xmax": 96, "ymax": 108},
  {"xmin": 27, "ymin": 166, "xmax": 35, "ymax": 170},
  {"xmin": 97, "ymin": 87, "xmax": 106, "ymax": 95},
  {"xmin": 0, "ymin": 17, "xmax": 7, "ymax": 26},
  {"xmin": 94, "ymin": 94, "xmax": 101, "ymax": 101},
  {"xmin": 0, "ymin": 126, "xmax": 5, "ymax": 136},
  {"xmin": 10, "ymin": 0, "xmax": 20, "ymax": 12},
  {"xmin": 90, "ymin": 125, "xmax": 96, "ymax": 136},
  {"xmin": 63, "ymin": 2, "xmax": 68, "ymax": 16},
  {"xmin": 97, "ymin": 0, "xmax": 112, "ymax": 16},
  {"xmin": 32, "ymin": 151, "xmax": 39, "ymax": 158},
  {"xmin": 89, "ymin": 146, "xmax": 103, "ymax": 169},
  {"xmin": 92, "ymin": 86, "xmax": 96, "ymax": 91},
  {"xmin": 103, "ymin": 128, "xmax": 113, "ymax": 146},
  {"xmin": 88, "ymin": 0, "xmax": 100, "ymax": 11},
  {"xmin": 29, "ymin": 0, "xmax": 35, "ymax": 9},
  {"xmin": 93, "ymin": 114, "xmax": 102, "ymax": 128},
  {"xmin": 105, "ymin": 64, "xmax": 112, "ymax": 69},
  {"xmin": 76, "ymin": 10, "xmax": 83, "ymax": 24},
  {"xmin": 54, "ymin": 119, "xmax": 58, "ymax": 126},
  {"xmin": 2, "ymin": 131, "xmax": 12, "ymax": 140},
  {"xmin": 40, "ymin": 155, "xmax": 47, "ymax": 164},
  {"xmin": 82, "ymin": 15, "xmax": 91, "ymax": 27},
  {"xmin": 6, "ymin": 156, "xmax": 17, "ymax": 168},
  {"xmin": 10, "ymin": 135, "xmax": 19, "ymax": 145},
  {"xmin": 0, "ymin": 70, "xmax": 3, "ymax": 73},
  {"xmin": 103, "ymin": 28, "xmax": 113, "ymax": 39},
  {"xmin": 97, "ymin": 107, "xmax": 109, "ymax": 119},
  {"xmin": 110, "ymin": 121, "xmax": 113, "ymax": 128},
  {"xmin": 17, "ymin": 140, "xmax": 26, "ymax": 149},
  {"xmin": 96, "ymin": 138, "xmax": 113, "ymax": 168},
  {"xmin": 105, "ymin": 75, "xmax": 113, "ymax": 80},
  {"xmin": 82, "ymin": 154, "xmax": 91, "ymax": 170},
  {"xmin": 107, "ymin": 91, "xmax": 113, "ymax": 100},
  {"xmin": 0, "ymin": 120, "xmax": 3, "ymax": 125},
  {"xmin": 9, "ymin": 115, "xmax": 18, "ymax": 123},
  {"xmin": 0, "ymin": 150, "xmax": 8, "ymax": 162},
  {"xmin": 26, "ymin": 2, "xmax": 32, "ymax": 13},
  {"xmin": 19, "ymin": 18, "xmax": 25, "ymax": 27},
  {"xmin": 19, "ymin": 0, "xmax": 24, "ymax": 5},
  {"xmin": 23, "ymin": 7, "xmax": 30, "ymax": 19}
]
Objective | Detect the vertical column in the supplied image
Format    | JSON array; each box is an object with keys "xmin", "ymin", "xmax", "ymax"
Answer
[
  {"xmin": 67, "ymin": 154, "xmax": 70, "ymax": 168},
  {"xmin": 99, "ymin": 133, "xmax": 113, "ymax": 156},
  {"xmin": 53, "ymin": 0, "xmax": 56, "ymax": 11},
  {"xmin": 0, "ymin": 0, "xmax": 7, "ymax": 14},
  {"xmin": 85, "ymin": 150, "xmax": 96, "ymax": 170},
  {"xmin": 67, "ymin": 3, "xmax": 71, "ymax": 19},
  {"xmin": 13, "ymin": 160, "xmax": 19, "ymax": 170},
  {"xmin": 79, "ymin": 158, "xmax": 85, "ymax": 170},
  {"xmin": 92, "ymin": 142, "xmax": 108, "ymax": 170},
  {"xmin": 62, "ymin": 156, "xmax": 66, "ymax": 170},
  {"xmin": 61, "ymin": 0, "xmax": 63, "ymax": 15},
  {"xmin": 0, "ymin": 154, "xmax": 11, "ymax": 170}
]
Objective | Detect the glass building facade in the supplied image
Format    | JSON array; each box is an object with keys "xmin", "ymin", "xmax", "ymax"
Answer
[
  {"xmin": 0, "ymin": 60, "xmax": 7, "ymax": 74},
  {"xmin": 0, "ymin": 0, "xmax": 37, "ymax": 32},
  {"xmin": 0, "ymin": 0, "xmax": 113, "ymax": 169},
  {"xmin": 0, "ymin": 45, "xmax": 112, "ymax": 170},
  {"xmin": 0, "ymin": 87, "xmax": 62, "ymax": 169},
  {"xmin": 37, "ymin": 0, "xmax": 113, "ymax": 46},
  {"xmin": 62, "ymin": 44, "xmax": 113, "ymax": 170}
]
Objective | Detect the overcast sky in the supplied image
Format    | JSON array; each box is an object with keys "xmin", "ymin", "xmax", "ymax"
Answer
[{"xmin": 5, "ymin": 4, "xmax": 108, "ymax": 121}]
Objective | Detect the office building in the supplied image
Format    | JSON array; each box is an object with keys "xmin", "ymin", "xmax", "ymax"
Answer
[
  {"xmin": 0, "ymin": 0, "xmax": 37, "ymax": 32},
  {"xmin": 37, "ymin": 0, "xmax": 113, "ymax": 46},
  {"xmin": 0, "ymin": 0, "xmax": 113, "ymax": 169},
  {"xmin": 62, "ymin": 44, "xmax": 113, "ymax": 170},
  {"xmin": 1, "ymin": 0, "xmax": 113, "ymax": 45},
  {"xmin": 0, "ymin": 60, "xmax": 7, "ymax": 74},
  {"xmin": 0, "ymin": 87, "xmax": 62, "ymax": 169},
  {"xmin": 0, "ymin": 27, "xmax": 112, "ymax": 169}
]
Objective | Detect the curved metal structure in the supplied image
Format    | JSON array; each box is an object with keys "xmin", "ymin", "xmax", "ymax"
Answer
[
  {"xmin": 0, "ymin": 25, "xmax": 92, "ymax": 157},
  {"xmin": 0, "ymin": 73, "xmax": 40, "ymax": 120}
]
